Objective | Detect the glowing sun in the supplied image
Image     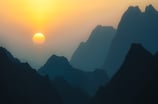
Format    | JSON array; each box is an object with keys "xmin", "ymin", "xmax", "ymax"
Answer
[{"xmin": 32, "ymin": 33, "xmax": 46, "ymax": 44}]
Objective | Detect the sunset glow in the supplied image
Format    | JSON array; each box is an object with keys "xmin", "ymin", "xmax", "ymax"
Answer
[
  {"xmin": 1, "ymin": 0, "xmax": 158, "ymax": 32},
  {"xmin": 0, "ymin": 0, "xmax": 158, "ymax": 68},
  {"xmin": 32, "ymin": 33, "xmax": 46, "ymax": 44}
]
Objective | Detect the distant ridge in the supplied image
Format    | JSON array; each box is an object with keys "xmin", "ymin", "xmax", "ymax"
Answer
[
  {"xmin": 39, "ymin": 54, "xmax": 109, "ymax": 96},
  {"xmin": 104, "ymin": 5, "xmax": 158, "ymax": 77},
  {"xmin": 70, "ymin": 25, "xmax": 116, "ymax": 71}
]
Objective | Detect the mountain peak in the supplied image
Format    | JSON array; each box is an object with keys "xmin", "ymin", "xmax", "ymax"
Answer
[
  {"xmin": 127, "ymin": 6, "xmax": 141, "ymax": 14},
  {"xmin": 89, "ymin": 25, "xmax": 115, "ymax": 41},
  {"xmin": 0, "ymin": 47, "xmax": 20, "ymax": 64},
  {"xmin": 49, "ymin": 55, "xmax": 69, "ymax": 63},
  {"xmin": 0, "ymin": 47, "xmax": 8, "ymax": 61},
  {"xmin": 124, "ymin": 43, "xmax": 152, "ymax": 64},
  {"xmin": 128, "ymin": 43, "xmax": 152, "ymax": 56},
  {"xmin": 0, "ymin": 47, "xmax": 8, "ymax": 55},
  {"xmin": 130, "ymin": 43, "xmax": 145, "ymax": 51},
  {"xmin": 145, "ymin": 4, "xmax": 157, "ymax": 13},
  {"xmin": 93, "ymin": 26, "xmax": 115, "ymax": 36},
  {"xmin": 118, "ymin": 6, "xmax": 142, "ymax": 25},
  {"xmin": 45, "ymin": 55, "xmax": 71, "ymax": 68},
  {"xmin": 70, "ymin": 25, "xmax": 116, "ymax": 71}
]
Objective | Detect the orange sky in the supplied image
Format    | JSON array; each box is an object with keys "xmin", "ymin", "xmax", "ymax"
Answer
[{"xmin": 0, "ymin": 0, "xmax": 158, "ymax": 68}]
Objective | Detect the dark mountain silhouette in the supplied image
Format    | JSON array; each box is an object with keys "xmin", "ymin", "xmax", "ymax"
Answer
[
  {"xmin": 38, "ymin": 55, "xmax": 108, "ymax": 96},
  {"xmin": 52, "ymin": 77, "xmax": 90, "ymax": 104},
  {"xmin": 70, "ymin": 25, "xmax": 116, "ymax": 71},
  {"xmin": 1, "ymin": 47, "xmax": 21, "ymax": 64},
  {"xmin": 104, "ymin": 5, "xmax": 158, "ymax": 77},
  {"xmin": 90, "ymin": 43, "xmax": 158, "ymax": 104},
  {"xmin": 0, "ymin": 47, "xmax": 62, "ymax": 104}
]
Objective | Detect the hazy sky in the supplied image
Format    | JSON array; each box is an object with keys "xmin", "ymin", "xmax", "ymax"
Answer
[{"xmin": 0, "ymin": 0, "xmax": 158, "ymax": 69}]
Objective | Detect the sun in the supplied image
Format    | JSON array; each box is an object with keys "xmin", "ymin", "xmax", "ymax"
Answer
[{"xmin": 32, "ymin": 33, "xmax": 46, "ymax": 44}]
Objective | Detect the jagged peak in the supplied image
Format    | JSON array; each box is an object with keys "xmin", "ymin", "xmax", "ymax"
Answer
[
  {"xmin": 118, "ymin": 6, "xmax": 142, "ymax": 27},
  {"xmin": 46, "ymin": 54, "xmax": 70, "ymax": 66},
  {"xmin": 0, "ymin": 47, "xmax": 9, "ymax": 60},
  {"xmin": 126, "ymin": 43, "xmax": 152, "ymax": 59},
  {"xmin": 49, "ymin": 55, "xmax": 68, "ymax": 62},
  {"xmin": 0, "ymin": 47, "xmax": 20, "ymax": 64},
  {"xmin": 130, "ymin": 43, "xmax": 149, "ymax": 52},
  {"xmin": 145, "ymin": 4, "xmax": 157, "ymax": 13},
  {"xmin": 127, "ymin": 6, "xmax": 141, "ymax": 12},
  {"xmin": 88, "ymin": 25, "xmax": 116, "ymax": 42},
  {"xmin": 0, "ymin": 47, "xmax": 8, "ymax": 54},
  {"xmin": 51, "ymin": 54, "xmax": 65, "ymax": 59},
  {"xmin": 126, "ymin": 6, "xmax": 142, "ymax": 14}
]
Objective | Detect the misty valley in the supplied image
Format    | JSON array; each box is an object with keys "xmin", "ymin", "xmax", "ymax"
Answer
[{"xmin": 0, "ymin": 4, "xmax": 158, "ymax": 104}]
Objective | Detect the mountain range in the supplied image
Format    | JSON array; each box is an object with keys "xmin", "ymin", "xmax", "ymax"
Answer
[
  {"xmin": 70, "ymin": 25, "xmax": 116, "ymax": 71},
  {"xmin": 90, "ymin": 43, "xmax": 158, "ymax": 104},
  {"xmin": 0, "ymin": 4, "xmax": 158, "ymax": 104},
  {"xmin": 104, "ymin": 5, "xmax": 158, "ymax": 77},
  {"xmin": 0, "ymin": 46, "xmax": 92, "ymax": 104},
  {"xmin": 38, "ymin": 55, "xmax": 108, "ymax": 96}
]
